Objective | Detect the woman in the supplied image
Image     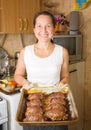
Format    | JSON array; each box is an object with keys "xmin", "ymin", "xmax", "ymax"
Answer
[{"xmin": 14, "ymin": 11, "xmax": 69, "ymax": 130}]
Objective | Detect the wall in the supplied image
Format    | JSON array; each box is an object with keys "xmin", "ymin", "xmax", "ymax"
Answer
[
  {"xmin": 0, "ymin": 0, "xmax": 91, "ymax": 130},
  {"xmin": 0, "ymin": 34, "xmax": 36, "ymax": 57}
]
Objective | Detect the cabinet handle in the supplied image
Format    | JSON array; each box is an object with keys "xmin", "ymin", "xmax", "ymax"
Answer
[
  {"xmin": 23, "ymin": 18, "xmax": 28, "ymax": 31},
  {"xmin": 69, "ymin": 69, "xmax": 77, "ymax": 73},
  {"xmin": 19, "ymin": 18, "xmax": 23, "ymax": 31}
]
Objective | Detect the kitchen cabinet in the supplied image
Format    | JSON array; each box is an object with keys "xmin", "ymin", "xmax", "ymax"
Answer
[
  {"xmin": 68, "ymin": 61, "xmax": 85, "ymax": 130},
  {"xmin": 0, "ymin": 0, "xmax": 40, "ymax": 33}
]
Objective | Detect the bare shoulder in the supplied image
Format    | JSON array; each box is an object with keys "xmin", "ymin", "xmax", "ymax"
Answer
[
  {"xmin": 20, "ymin": 48, "xmax": 25, "ymax": 55},
  {"xmin": 19, "ymin": 48, "xmax": 26, "ymax": 58},
  {"xmin": 63, "ymin": 47, "xmax": 69, "ymax": 62},
  {"xmin": 63, "ymin": 47, "xmax": 69, "ymax": 56}
]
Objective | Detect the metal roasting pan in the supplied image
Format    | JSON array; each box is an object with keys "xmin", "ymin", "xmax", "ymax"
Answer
[{"xmin": 16, "ymin": 85, "xmax": 78, "ymax": 126}]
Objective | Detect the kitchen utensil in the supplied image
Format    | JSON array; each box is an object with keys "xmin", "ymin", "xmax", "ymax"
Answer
[{"xmin": 0, "ymin": 47, "xmax": 9, "ymax": 79}]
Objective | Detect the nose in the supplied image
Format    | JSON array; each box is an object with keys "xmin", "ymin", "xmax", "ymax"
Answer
[{"xmin": 42, "ymin": 26, "xmax": 47, "ymax": 32}]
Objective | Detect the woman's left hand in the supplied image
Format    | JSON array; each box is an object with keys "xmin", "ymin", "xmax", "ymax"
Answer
[{"xmin": 55, "ymin": 82, "xmax": 64, "ymax": 87}]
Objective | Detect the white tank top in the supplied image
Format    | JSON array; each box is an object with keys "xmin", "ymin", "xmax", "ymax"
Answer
[{"xmin": 24, "ymin": 44, "xmax": 63, "ymax": 86}]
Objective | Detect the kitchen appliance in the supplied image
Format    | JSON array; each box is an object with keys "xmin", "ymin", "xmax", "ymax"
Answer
[
  {"xmin": 0, "ymin": 47, "xmax": 9, "ymax": 79},
  {"xmin": 0, "ymin": 92, "xmax": 23, "ymax": 130},
  {"xmin": 69, "ymin": 11, "xmax": 80, "ymax": 34},
  {"xmin": 53, "ymin": 34, "xmax": 82, "ymax": 62},
  {"xmin": 0, "ymin": 97, "xmax": 8, "ymax": 130}
]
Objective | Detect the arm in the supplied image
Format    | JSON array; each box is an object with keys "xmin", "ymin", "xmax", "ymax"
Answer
[
  {"xmin": 58, "ymin": 48, "xmax": 70, "ymax": 86},
  {"xmin": 14, "ymin": 48, "xmax": 30, "ymax": 87}
]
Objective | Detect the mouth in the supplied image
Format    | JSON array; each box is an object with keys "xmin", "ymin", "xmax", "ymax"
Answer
[{"xmin": 40, "ymin": 34, "xmax": 48, "ymax": 37}]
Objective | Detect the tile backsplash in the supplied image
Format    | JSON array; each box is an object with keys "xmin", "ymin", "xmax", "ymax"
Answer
[{"xmin": 0, "ymin": 34, "xmax": 36, "ymax": 57}]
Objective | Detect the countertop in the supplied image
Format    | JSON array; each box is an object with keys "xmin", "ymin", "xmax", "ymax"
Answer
[{"xmin": 69, "ymin": 59, "xmax": 85, "ymax": 65}]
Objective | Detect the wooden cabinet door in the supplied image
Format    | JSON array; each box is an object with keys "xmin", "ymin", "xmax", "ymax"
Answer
[
  {"xmin": 0, "ymin": 0, "xmax": 18, "ymax": 33},
  {"xmin": 69, "ymin": 62, "xmax": 85, "ymax": 130},
  {"xmin": 17, "ymin": 0, "xmax": 40, "ymax": 33},
  {"xmin": 0, "ymin": 0, "xmax": 2, "ymax": 32},
  {"xmin": 0, "ymin": 0, "xmax": 40, "ymax": 33}
]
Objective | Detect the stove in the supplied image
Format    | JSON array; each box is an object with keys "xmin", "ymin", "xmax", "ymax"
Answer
[
  {"xmin": 0, "ymin": 97, "xmax": 8, "ymax": 130},
  {"xmin": 0, "ymin": 97, "xmax": 3, "ymax": 101},
  {"xmin": 0, "ymin": 92, "xmax": 23, "ymax": 130}
]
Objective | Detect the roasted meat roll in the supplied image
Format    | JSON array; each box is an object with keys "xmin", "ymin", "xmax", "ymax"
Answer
[
  {"xmin": 43, "ymin": 92, "xmax": 69, "ymax": 121},
  {"xmin": 26, "ymin": 99, "xmax": 43, "ymax": 107},
  {"xmin": 27, "ymin": 92, "xmax": 44, "ymax": 100},
  {"xmin": 44, "ymin": 109, "xmax": 69, "ymax": 121},
  {"xmin": 44, "ymin": 103, "xmax": 67, "ymax": 112},
  {"xmin": 23, "ymin": 113, "xmax": 45, "ymax": 122},
  {"xmin": 44, "ymin": 97, "xmax": 66, "ymax": 106},
  {"xmin": 25, "ymin": 106, "xmax": 43, "ymax": 116},
  {"xmin": 45, "ymin": 92, "xmax": 66, "ymax": 101},
  {"xmin": 23, "ymin": 91, "xmax": 70, "ymax": 122}
]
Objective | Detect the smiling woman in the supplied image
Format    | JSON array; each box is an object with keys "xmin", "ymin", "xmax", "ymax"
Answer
[
  {"xmin": 14, "ymin": 11, "xmax": 69, "ymax": 130},
  {"xmin": 33, "ymin": 12, "xmax": 55, "ymax": 43}
]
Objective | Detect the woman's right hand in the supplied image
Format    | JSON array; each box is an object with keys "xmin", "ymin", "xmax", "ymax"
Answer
[{"xmin": 22, "ymin": 80, "xmax": 31, "ymax": 90}]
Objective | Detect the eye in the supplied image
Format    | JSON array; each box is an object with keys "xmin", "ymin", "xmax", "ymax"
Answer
[
  {"xmin": 46, "ymin": 24, "xmax": 53, "ymax": 29},
  {"xmin": 47, "ymin": 24, "xmax": 51, "ymax": 27},
  {"xmin": 35, "ymin": 24, "xmax": 42, "ymax": 29},
  {"xmin": 38, "ymin": 25, "xmax": 41, "ymax": 27}
]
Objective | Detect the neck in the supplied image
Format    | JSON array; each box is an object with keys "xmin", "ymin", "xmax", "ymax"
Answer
[{"xmin": 36, "ymin": 41, "xmax": 53, "ymax": 50}]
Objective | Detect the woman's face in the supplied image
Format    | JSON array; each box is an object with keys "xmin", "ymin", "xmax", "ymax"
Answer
[{"xmin": 34, "ymin": 15, "xmax": 55, "ymax": 43}]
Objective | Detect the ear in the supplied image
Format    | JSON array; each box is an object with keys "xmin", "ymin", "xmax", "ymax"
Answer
[{"xmin": 33, "ymin": 28, "xmax": 36, "ymax": 33}]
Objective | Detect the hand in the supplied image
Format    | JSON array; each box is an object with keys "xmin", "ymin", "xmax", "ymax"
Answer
[
  {"xmin": 22, "ymin": 81, "xmax": 39, "ymax": 90},
  {"xmin": 55, "ymin": 82, "xmax": 64, "ymax": 87},
  {"xmin": 23, "ymin": 83, "xmax": 31, "ymax": 90},
  {"xmin": 22, "ymin": 80, "xmax": 31, "ymax": 90}
]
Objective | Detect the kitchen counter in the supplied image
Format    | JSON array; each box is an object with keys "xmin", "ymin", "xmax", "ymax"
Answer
[
  {"xmin": 69, "ymin": 59, "xmax": 85, "ymax": 65},
  {"xmin": 69, "ymin": 61, "xmax": 85, "ymax": 130},
  {"xmin": 0, "ymin": 92, "xmax": 23, "ymax": 130}
]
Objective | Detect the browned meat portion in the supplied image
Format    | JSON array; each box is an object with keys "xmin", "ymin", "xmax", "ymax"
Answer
[
  {"xmin": 45, "ymin": 92, "xmax": 65, "ymax": 101},
  {"xmin": 26, "ymin": 99, "xmax": 43, "ymax": 107},
  {"xmin": 27, "ymin": 92, "xmax": 44, "ymax": 100},
  {"xmin": 23, "ymin": 92, "xmax": 45, "ymax": 122},
  {"xmin": 25, "ymin": 106, "xmax": 43, "ymax": 116},
  {"xmin": 43, "ymin": 92, "xmax": 69, "ymax": 121},
  {"xmin": 44, "ymin": 97, "xmax": 66, "ymax": 106},
  {"xmin": 44, "ymin": 103, "xmax": 67, "ymax": 112},
  {"xmin": 23, "ymin": 92, "xmax": 70, "ymax": 122},
  {"xmin": 44, "ymin": 109, "xmax": 68, "ymax": 121},
  {"xmin": 23, "ymin": 113, "xmax": 45, "ymax": 122}
]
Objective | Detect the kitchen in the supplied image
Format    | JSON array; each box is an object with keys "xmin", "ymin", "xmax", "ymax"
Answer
[{"xmin": 0, "ymin": 0, "xmax": 91, "ymax": 130}]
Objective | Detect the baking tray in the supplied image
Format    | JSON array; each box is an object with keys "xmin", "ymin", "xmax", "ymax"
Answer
[
  {"xmin": 16, "ymin": 85, "xmax": 78, "ymax": 126},
  {"xmin": 0, "ymin": 79, "xmax": 21, "ymax": 95},
  {"xmin": 0, "ymin": 87, "xmax": 20, "ymax": 95}
]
